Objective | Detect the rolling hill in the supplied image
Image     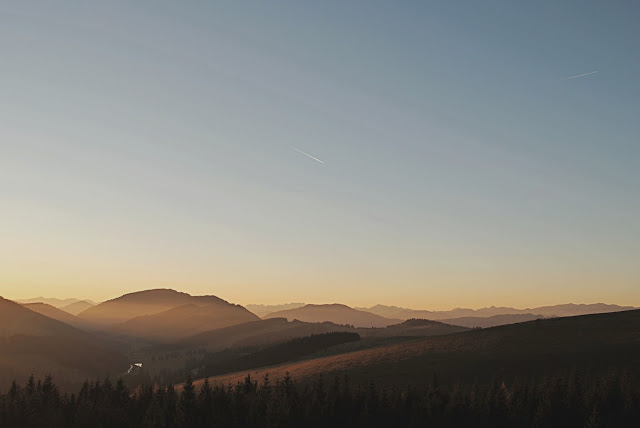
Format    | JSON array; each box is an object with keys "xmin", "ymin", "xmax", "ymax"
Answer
[
  {"xmin": 440, "ymin": 313, "xmax": 543, "ymax": 328},
  {"xmin": 192, "ymin": 310, "xmax": 640, "ymax": 389},
  {"xmin": 78, "ymin": 289, "xmax": 199, "ymax": 326},
  {"xmin": 141, "ymin": 318, "xmax": 469, "ymax": 384},
  {"xmin": 358, "ymin": 318, "xmax": 469, "ymax": 338},
  {"xmin": 245, "ymin": 303, "xmax": 306, "ymax": 318},
  {"xmin": 112, "ymin": 301, "xmax": 260, "ymax": 342},
  {"xmin": 264, "ymin": 304, "xmax": 402, "ymax": 328},
  {"xmin": 77, "ymin": 289, "xmax": 257, "ymax": 329},
  {"xmin": 530, "ymin": 303, "xmax": 636, "ymax": 317},
  {"xmin": 176, "ymin": 318, "xmax": 468, "ymax": 352},
  {"xmin": 175, "ymin": 318, "xmax": 467, "ymax": 352},
  {"xmin": 178, "ymin": 318, "xmax": 357, "ymax": 352}
]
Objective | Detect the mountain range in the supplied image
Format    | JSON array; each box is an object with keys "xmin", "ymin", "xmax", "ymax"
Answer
[
  {"xmin": 4, "ymin": 289, "xmax": 637, "ymax": 392},
  {"xmin": 16, "ymin": 297, "xmax": 96, "ymax": 309},
  {"xmin": 261, "ymin": 304, "xmax": 552, "ymax": 329},
  {"xmin": 358, "ymin": 303, "xmax": 635, "ymax": 320}
]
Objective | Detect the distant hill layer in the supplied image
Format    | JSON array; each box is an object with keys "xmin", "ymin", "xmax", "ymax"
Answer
[
  {"xmin": 441, "ymin": 313, "xmax": 543, "ymax": 328},
  {"xmin": 112, "ymin": 302, "xmax": 259, "ymax": 342},
  {"xmin": 60, "ymin": 300, "xmax": 95, "ymax": 316},
  {"xmin": 149, "ymin": 318, "xmax": 468, "ymax": 384},
  {"xmin": 16, "ymin": 297, "xmax": 96, "ymax": 309},
  {"xmin": 194, "ymin": 309, "xmax": 640, "ymax": 388},
  {"xmin": 358, "ymin": 319, "xmax": 469, "ymax": 338},
  {"xmin": 170, "ymin": 318, "xmax": 466, "ymax": 353},
  {"xmin": 21, "ymin": 303, "xmax": 87, "ymax": 329},
  {"xmin": 245, "ymin": 303, "xmax": 306, "ymax": 318},
  {"xmin": 178, "ymin": 318, "xmax": 356, "ymax": 352},
  {"xmin": 264, "ymin": 304, "xmax": 402, "ymax": 328},
  {"xmin": 361, "ymin": 303, "xmax": 636, "ymax": 320},
  {"xmin": 77, "ymin": 289, "xmax": 256, "ymax": 330}
]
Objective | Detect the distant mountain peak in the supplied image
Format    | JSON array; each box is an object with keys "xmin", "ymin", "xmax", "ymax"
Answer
[
  {"xmin": 109, "ymin": 288, "xmax": 188, "ymax": 301},
  {"xmin": 264, "ymin": 303, "xmax": 403, "ymax": 328},
  {"xmin": 76, "ymin": 288, "xmax": 258, "ymax": 337}
]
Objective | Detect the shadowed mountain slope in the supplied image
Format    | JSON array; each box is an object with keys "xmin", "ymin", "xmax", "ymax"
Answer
[
  {"xmin": 21, "ymin": 303, "xmax": 87, "ymax": 329},
  {"xmin": 1, "ymin": 297, "xmax": 84, "ymax": 338},
  {"xmin": 152, "ymin": 318, "xmax": 469, "ymax": 384},
  {"xmin": 177, "ymin": 318, "xmax": 361, "ymax": 351},
  {"xmin": 530, "ymin": 303, "xmax": 636, "ymax": 317},
  {"xmin": 358, "ymin": 318, "xmax": 469, "ymax": 338},
  {"xmin": 173, "ymin": 318, "xmax": 466, "ymax": 356},
  {"xmin": 112, "ymin": 301, "xmax": 259, "ymax": 342},
  {"xmin": 264, "ymin": 304, "xmax": 402, "ymax": 328},
  {"xmin": 441, "ymin": 313, "xmax": 543, "ymax": 328},
  {"xmin": 0, "ymin": 297, "xmax": 128, "ymax": 391},
  {"xmin": 193, "ymin": 310, "xmax": 640, "ymax": 389}
]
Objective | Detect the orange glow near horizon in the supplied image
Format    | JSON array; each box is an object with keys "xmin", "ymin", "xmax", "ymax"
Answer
[{"xmin": 2, "ymin": 265, "xmax": 638, "ymax": 311}]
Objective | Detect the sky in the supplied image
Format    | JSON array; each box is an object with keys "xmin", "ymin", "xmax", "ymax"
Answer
[{"xmin": 1, "ymin": 1, "xmax": 639, "ymax": 310}]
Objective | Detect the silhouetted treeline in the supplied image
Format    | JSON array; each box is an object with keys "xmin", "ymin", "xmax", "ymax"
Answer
[{"xmin": 1, "ymin": 369, "xmax": 639, "ymax": 427}]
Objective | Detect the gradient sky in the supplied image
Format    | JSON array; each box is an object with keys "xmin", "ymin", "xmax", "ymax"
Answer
[{"xmin": 1, "ymin": 1, "xmax": 639, "ymax": 309}]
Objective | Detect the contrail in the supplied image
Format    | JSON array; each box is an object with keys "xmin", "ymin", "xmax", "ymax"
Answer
[
  {"xmin": 289, "ymin": 146, "xmax": 324, "ymax": 164},
  {"xmin": 562, "ymin": 70, "xmax": 598, "ymax": 80}
]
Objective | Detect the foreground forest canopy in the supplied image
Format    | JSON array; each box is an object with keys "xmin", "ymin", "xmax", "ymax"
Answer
[{"xmin": 2, "ymin": 370, "xmax": 639, "ymax": 428}]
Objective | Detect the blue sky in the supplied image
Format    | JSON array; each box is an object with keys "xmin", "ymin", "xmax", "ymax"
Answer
[{"xmin": 1, "ymin": 1, "xmax": 638, "ymax": 308}]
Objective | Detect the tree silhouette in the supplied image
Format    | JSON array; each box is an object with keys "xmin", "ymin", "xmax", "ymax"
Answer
[{"xmin": 1, "ymin": 369, "xmax": 639, "ymax": 427}]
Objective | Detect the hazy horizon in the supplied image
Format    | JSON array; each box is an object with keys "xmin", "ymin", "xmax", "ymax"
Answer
[
  {"xmin": 5, "ymin": 287, "xmax": 638, "ymax": 313},
  {"xmin": 2, "ymin": 1, "xmax": 639, "ymax": 309}
]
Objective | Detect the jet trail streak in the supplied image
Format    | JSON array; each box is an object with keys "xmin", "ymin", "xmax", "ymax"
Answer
[
  {"xmin": 563, "ymin": 70, "xmax": 598, "ymax": 80},
  {"xmin": 289, "ymin": 146, "xmax": 324, "ymax": 164}
]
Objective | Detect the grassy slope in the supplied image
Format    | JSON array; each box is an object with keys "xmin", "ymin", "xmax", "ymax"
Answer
[
  {"xmin": 192, "ymin": 310, "xmax": 640, "ymax": 388},
  {"xmin": 142, "ymin": 319, "xmax": 467, "ymax": 382}
]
